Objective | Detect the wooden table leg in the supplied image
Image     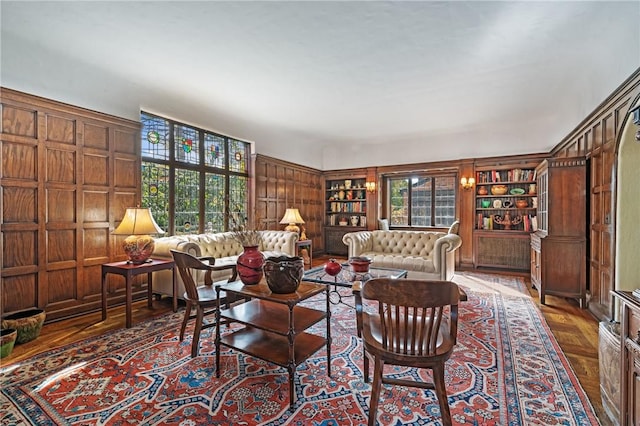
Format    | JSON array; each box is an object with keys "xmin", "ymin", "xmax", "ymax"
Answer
[
  {"xmin": 147, "ymin": 272, "xmax": 153, "ymax": 308},
  {"xmin": 101, "ymin": 270, "xmax": 108, "ymax": 321},
  {"xmin": 125, "ymin": 272, "xmax": 132, "ymax": 328},
  {"xmin": 172, "ymin": 265, "xmax": 178, "ymax": 312}
]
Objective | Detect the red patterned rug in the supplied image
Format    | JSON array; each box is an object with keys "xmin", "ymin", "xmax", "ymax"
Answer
[{"xmin": 1, "ymin": 272, "xmax": 600, "ymax": 425}]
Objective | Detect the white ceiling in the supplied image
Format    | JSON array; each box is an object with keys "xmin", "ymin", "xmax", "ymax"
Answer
[{"xmin": 1, "ymin": 1, "xmax": 639, "ymax": 170}]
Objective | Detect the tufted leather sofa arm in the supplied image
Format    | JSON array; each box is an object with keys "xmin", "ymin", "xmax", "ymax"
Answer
[
  {"xmin": 342, "ymin": 231, "xmax": 374, "ymax": 258},
  {"xmin": 153, "ymin": 236, "xmax": 201, "ymax": 259}
]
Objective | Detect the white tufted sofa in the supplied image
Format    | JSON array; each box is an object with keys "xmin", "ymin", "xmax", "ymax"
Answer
[
  {"xmin": 342, "ymin": 228, "xmax": 462, "ymax": 280},
  {"xmin": 151, "ymin": 230, "xmax": 299, "ymax": 299}
]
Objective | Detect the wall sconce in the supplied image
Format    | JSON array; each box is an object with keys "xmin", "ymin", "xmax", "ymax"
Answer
[
  {"xmin": 460, "ymin": 176, "xmax": 475, "ymax": 190},
  {"xmin": 365, "ymin": 181, "xmax": 376, "ymax": 192}
]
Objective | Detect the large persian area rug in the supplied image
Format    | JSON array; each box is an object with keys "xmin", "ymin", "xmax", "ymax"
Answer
[{"xmin": 1, "ymin": 272, "xmax": 600, "ymax": 425}]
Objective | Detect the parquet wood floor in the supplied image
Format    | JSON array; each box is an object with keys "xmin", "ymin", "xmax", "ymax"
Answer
[{"xmin": 2, "ymin": 256, "xmax": 613, "ymax": 425}]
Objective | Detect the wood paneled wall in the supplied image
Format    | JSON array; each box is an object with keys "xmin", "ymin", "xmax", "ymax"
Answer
[
  {"xmin": 252, "ymin": 155, "xmax": 324, "ymax": 251},
  {"xmin": 551, "ymin": 69, "xmax": 640, "ymax": 320},
  {"xmin": 1, "ymin": 88, "xmax": 141, "ymax": 322}
]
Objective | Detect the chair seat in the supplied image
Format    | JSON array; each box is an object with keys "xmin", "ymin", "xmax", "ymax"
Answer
[{"xmin": 183, "ymin": 282, "xmax": 224, "ymax": 304}]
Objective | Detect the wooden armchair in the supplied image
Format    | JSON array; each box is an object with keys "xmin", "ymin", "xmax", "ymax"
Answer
[
  {"xmin": 353, "ymin": 278, "xmax": 460, "ymax": 426},
  {"xmin": 171, "ymin": 249, "xmax": 238, "ymax": 358}
]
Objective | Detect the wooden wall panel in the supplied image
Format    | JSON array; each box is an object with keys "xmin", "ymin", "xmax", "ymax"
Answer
[
  {"xmin": 84, "ymin": 123, "xmax": 109, "ymax": 150},
  {"xmin": 3, "ymin": 142, "xmax": 37, "ymax": 180},
  {"xmin": 1, "ymin": 275, "xmax": 37, "ymax": 311},
  {"xmin": 1, "ymin": 105, "xmax": 37, "ymax": 137},
  {"xmin": 45, "ymin": 114, "xmax": 75, "ymax": 144},
  {"xmin": 1, "ymin": 87, "xmax": 141, "ymax": 322},
  {"xmin": 3, "ymin": 231, "xmax": 37, "ymax": 267},
  {"xmin": 252, "ymin": 154, "xmax": 323, "ymax": 251},
  {"xmin": 551, "ymin": 69, "xmax": 640, "ymax": 320},
  {"xmin": 3, "ymin": 187, "xmax": 36, "ymax": 222},
  {"xmin": 47, "ymin": 189, "xmax": 76, "ymax": 222}
]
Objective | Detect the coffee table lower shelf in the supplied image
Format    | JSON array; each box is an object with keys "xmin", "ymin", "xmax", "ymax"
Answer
[{"xmin": 218, "ymin": 327, "xmax": 327, "ymax": 368}]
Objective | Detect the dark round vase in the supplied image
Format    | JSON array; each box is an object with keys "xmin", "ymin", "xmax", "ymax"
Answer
[
  {"xmin": 237, "ymin": 246, "xmax": 265, "ymax": 285},
  {"xmin": 264, "ymin": 256, "xmax": 304, "ymax": 294}
]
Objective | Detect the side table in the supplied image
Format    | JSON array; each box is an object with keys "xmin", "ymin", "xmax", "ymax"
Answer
[
  {"xmin": 101, "ymin": 259, "xmax": 176, "ymax": 328},
  {"xmin": 296, "ymin": 239, "xmax": 312, "ymax": 268}
]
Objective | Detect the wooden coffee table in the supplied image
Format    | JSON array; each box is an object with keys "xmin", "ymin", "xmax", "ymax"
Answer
[{"xmin": 215, "ymin": 280, "xmax": 331, "ymax": 411}]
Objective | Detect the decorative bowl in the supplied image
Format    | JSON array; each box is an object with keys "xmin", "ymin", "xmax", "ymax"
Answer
[
  {"xmin": 515, "ymin": 199, "xmax": 529, "ymax": 208},
  {"xmin": 263, "ymin": 256, "xmax": 304, "ymax": 294},
  {"xmin": 1, "ymin": 309, "xmax": 46, "ymax": 344},
  {"xmin": 491, "ymin": 185, "xmax": 508, "ymax": 195},
  {"xmin": 481, "ymin": 200, "xmax": 491, "ymax": 208},
  {"xmin": 349, "ymin": 256, "xmax": 372, "ymax": 273},
  {"xmin": 0, "ymin": 328, "xmax": 17, "ymax": 358},
  {"xmin": 509, "ymin": 187, "xmax": 525, "ymax": 195}
]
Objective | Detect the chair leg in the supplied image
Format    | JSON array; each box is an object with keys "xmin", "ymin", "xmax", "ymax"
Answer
[
  {"xmin": 432, "ymin": 363, "xmax": 452, "ymax": 426},
  {"xmin": 180, "ymin": 301, "xmax": 192, "ymax": 342},
  {"xmin": 191, "ymin": 306, "xmax": 204, "ymax": 358},
  {"xmin": 368, "ymin": 357, "xmax": 384, "ymax": 426},
  {"xmin": 363, "ymin": 348, "xmax": 370, "ymax": 383}
]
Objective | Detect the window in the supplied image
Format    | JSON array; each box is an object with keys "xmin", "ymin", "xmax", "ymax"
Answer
[
  {"xmin": 387, "ymin": 174, "xmax": 456, "ymax": 227},
  {"xmin": 141, "ymin": 111, "xmax": 250, "ymax": 235}
]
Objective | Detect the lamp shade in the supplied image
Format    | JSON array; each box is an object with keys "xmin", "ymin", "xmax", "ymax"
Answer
[
  {"xmin": 279, "ymin": 208, "xmax": 305, "ymax": 225},
  {"xmin": 113, "ymin": 208, "xmax": 164, "ymax": 264},
  {"xmin": 113, "ymin": 208, "xmax": 164, "ymax": 235},
  {"xmin": 279, "ymin": 208, "xmax": 304, "ymax": 235}
]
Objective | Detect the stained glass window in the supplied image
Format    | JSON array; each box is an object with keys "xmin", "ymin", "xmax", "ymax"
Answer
[
  {"xmin": 229, "ymin": 138, "xmax": 249, "ymax": 173},
  {"xmin": 174, "ymin": 125, "xmax": 200, "ymax": 165},
  {"xmin": 174, "ymin": 168, "xmax": 200, "ymax": 234},
  {"xmin": 140, "ymin": 111, "xmax": 250, "ymax": 235},
  {"xmin": 141, "ymin": 114, "xmax": 170, "ymax": 160},
  {"xmin": 204, "ymin": 172, "xmax": 225, "ymax": 232},
  {"xmin": 141, "ymin": 162, "xmax": 170, "ymax": 234},
  {"xmin": 205, "ymin": 133, "xmax": 226, "ymax": 169}
]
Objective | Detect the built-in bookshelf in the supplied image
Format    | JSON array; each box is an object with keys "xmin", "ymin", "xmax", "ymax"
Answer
[
  {"xmin": 324, "ymin": 177, "xmax": 368, "ymax": 255},
  {"xmin": 474, "ymin": 167, "xmax": 538, "ymax": 233},
  {"xmin": 473, "ymin": 160, "xmax": 542, "ymax": 271}
]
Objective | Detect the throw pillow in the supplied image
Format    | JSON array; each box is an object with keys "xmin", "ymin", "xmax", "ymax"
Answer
[{"xmin": 378, "ymin": 218, "xmax": 389, "ymax": 231}]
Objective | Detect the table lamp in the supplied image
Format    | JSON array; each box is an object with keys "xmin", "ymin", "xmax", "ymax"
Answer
[
  {"xmin": 112, "ymin": 207, "xmax": 164, "ymax": 264},
  {"xmin": 279, "ymin": 208, "xmax": 305, "ymax": 235}
]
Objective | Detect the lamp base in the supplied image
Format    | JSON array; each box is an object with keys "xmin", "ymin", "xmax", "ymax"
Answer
[
  {"xmin": 122, "ymin": 234, "xmax": 155, "ymax": 264},
  {"xmin": 284, "ymin": 224, "xmax": 300, "ymax": 235}
]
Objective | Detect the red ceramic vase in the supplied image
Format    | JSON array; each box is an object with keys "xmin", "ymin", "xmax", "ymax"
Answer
[
  {"xmin": 237, "ymin": 246, "xmax": 265, "ymax": 285},
  {"xmin": 324, "ymin": 258, "xmax": 342, "ymax": 276}
]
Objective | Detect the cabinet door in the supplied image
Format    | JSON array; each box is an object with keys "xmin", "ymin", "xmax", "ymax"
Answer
[
  {"xmin": 325, "ymin": 228, "xmax": 349, "ymax": 256},
  {"xmin": 630, "ymin": 354, "xmax": 640, "ymax": 426}
]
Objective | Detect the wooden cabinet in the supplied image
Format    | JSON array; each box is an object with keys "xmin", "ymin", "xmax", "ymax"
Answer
[
  {"xmin": 612, "ymin": 291, "xmax": 640, "ymax": 426},
  {"xmin": 324, "ymin": 177, "xmax": 367, "ymax": 254},
  {"xmin": 473, "ymin": 162, "xmax": 540, "ymax": 270},
  {"xmin": 531, "ymin": 157, "xmax": 587, "ymax": 306},
  {"xmin": 215, "ymin": 280, "xmax": 331, "ymax": 411}
]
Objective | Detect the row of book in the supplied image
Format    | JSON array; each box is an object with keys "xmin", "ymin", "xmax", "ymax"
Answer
[
  {"xmin": 476, "ymin": 214, "xmax": 538, "ymax": 232},
  {"xmin": 328, "ymin": 202, "xmax": 366, "ymax": 213},
  {"xmin": 327, "ymin": 215, "xmax": 367, "ymax": 227},
  {"xmin": 476, "ymin": 168, "xmax": 536, "ymax": 183}
]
